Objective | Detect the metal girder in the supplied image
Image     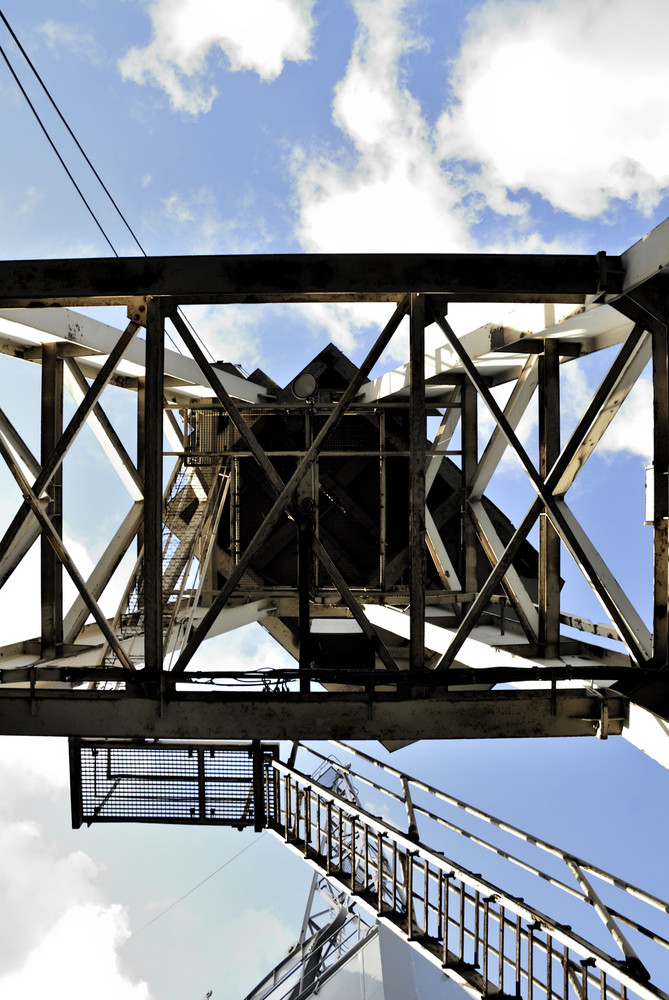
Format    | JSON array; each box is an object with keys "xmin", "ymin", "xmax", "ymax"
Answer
[
  {"xmin": 0, "ymin": 307, "xmax": 267, "ymax": 404},
  {"xmin": 0, "ymin": 252, "xmax": 617, "ymax": 307},
  {"xmin": 143, "ymin": 298, "xmax": 165, "ymax": 677},
  {"xmin": 409, "ymin": 294, "xmax": 426, "ymax": 670},
  {"xmin": 0, "ymin": 687, "xmax": 625, "ymax": 740}
]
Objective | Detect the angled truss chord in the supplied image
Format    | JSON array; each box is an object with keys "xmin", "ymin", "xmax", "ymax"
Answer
[
  {"xmin": 63, "ymin": 358, "xmax": 143, "ymax": 501},
  {"xmin": 0, "ymin": 430, "xmax": 133, "ymax": 671},
  {"xmin": 172, "ymin": 299, "xmax": 410, "ymax": 674},
  {"xmin": 548, "ymin": 324, "xmax": 651, "ymax": 496},
  {"xmin": 429, "ymin": 302, "xmax": 651, "ymax": 666},
  {"xmin": 63, "ymin": 502, "xmax": 144, "ymax": 645},
  {"xmin": 0, "ymin": 319, "xmax": 140, "ymax": 581}
]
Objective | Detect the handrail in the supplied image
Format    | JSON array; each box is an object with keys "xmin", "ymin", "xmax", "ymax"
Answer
[{"xmin": 268, "ymin": 752, "xmax": 669, "ymax": 1000}]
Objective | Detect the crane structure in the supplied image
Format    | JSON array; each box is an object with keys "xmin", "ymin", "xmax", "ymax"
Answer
[{"xmin": 0, "ymin": 218, "xmax": 668, "ymax": 756}]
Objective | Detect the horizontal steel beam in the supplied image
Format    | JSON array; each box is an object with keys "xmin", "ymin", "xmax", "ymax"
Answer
[
  {"xmin": 0, "ymin": 688, "xmax": 625, "ymax": 740},
  {"xmin": 0, "ymin": 252, "xmax": 618, "ymax": 307}
]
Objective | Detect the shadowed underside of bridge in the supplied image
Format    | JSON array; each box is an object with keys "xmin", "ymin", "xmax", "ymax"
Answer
[{"xmin": 0, "ymin": 220, "xmax": 668, "ymax": 760}]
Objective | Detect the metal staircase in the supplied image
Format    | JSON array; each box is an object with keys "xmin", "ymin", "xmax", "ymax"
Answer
[
  {"xmin": 68, "ymin": 738, "xmax": 669, "ymax": 1000},
  {"xmin": 268, "ymin": 744, "xmax": 669, "ymax": 1000}
]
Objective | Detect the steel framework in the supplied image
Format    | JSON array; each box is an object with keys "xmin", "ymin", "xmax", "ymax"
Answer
[{"xmin": 0, "ymin": 218, "xmax": 668, "ymax": 755}]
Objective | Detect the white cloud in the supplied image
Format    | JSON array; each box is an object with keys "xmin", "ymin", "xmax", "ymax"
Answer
[
  {"xmin": 0, "ymin": 739, "xmax": 152, "ymax": 997},
  {"xmin": 0, "ymin": 736, "xmax": 69, "ymax": 801},
  {"xmin": 216, "ymin": 906, "xmax": 295, "ymax": 997},
  {"xmin": 39, "ymin": 20, "xmax": 104, "ymax": 64},
  {"xmin": 176, "ymin": 303, "xmax": 264, "ymax": 371},
  {"xmin": 119, "ymin": 0, "xmax": 315, "ymax": 115},
  {"xmin": 561, "ymin": 362, "xmax": 652, "ymax": 463},
  {"xmin": 0, "ymin": 903, "xmax": 151, "ymax": 1000},
  {"xmin": 437, "ymin": 0, "xmax": 669, "ymax": 219},
  {"xmin": 288, "ymin": 0, "xmax": 474, "ymax": 352},
  {"xmin": 189, "ymin": 621, "xmax": 296, "ymax": 672},
  {"xmin": 292, "ymin": 0, "xmax": 473, "ymax": 256},
  {"xmin": 156, "ymin": 186, "xmax": 271, "ymax": 254},
  {"xmin": 288, "ymin": 0, "xmax": 572, "ymax": 352}
]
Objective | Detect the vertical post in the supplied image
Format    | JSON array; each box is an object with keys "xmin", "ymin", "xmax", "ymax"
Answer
[
  {"xmin": 41, "ymin": 342, "xmax": 63, "ymax": 657},
  {"xmin": 298, "ymin": 498, "xmax": 313, "ymax": 694},
  {"xmin": 144, "ymin": 298, "xmax": 165, "ymax": 680},
  {"xmin": 652, "ymin": 319, "xmax": 669, "ymax": 668},
  {"xmin": 136, "ymin": 376, "xmax": 146, "ymax": 558},
  {"xmin": 252, "ymin": 740, "xmax": 266, "ymax": 833},
  {"xmin": 410, "ymin": 293, "xmax": 426, "ymax": 672},
  {"xmin": 461, "ymin": 381, "xmax": 478, "ymax": 593},
  {"xmin": 539, "ymin": 339, "xmax": 561, "ymax": 658}
]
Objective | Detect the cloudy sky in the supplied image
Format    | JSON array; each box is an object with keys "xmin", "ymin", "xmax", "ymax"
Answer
[{"xmin": 1, "ymin": 0, "xmax": 669, "ymax": 997}]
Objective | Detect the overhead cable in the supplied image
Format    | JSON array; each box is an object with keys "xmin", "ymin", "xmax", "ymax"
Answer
[
  {"xmin": 0, "ymin": 10, "xmax": 217, "ymax": 362},
  {"xmin": 0, "ymin": 8, "xmax": 147, "ymax": 257},
  {"xmin": 0, "ymin": 39, "xmax": 118, "ymax": 256}
]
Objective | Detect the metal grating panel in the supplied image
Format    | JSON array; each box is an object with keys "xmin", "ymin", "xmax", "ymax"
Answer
[{"xmin": 70, "ymin": 739, "xmax": 278, "ymax": 828}]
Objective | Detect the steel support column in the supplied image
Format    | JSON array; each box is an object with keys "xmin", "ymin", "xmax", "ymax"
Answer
[
  {"xmin": 652, "ymin": 315, "xmax": 669, "ymax": 668},
  {"xmin": 410, "ymin": 293, "xmax": 426, "ymax": 671},
  {"xmin": 298, "ymin": 500, "xmax": 313, "ymax": 694},
  {"xmin": 461, "ymin": 381, "xmax": 478, "ymax": 595},
  {"xmin": 539, "ymin": 340, "xmax": 561, "ymax": 658},
  {"xmin": 144, "ymin": 298, "xmax": 165, "ymax": 676},
  {"xmin": 40, "ymin": 343, "xmax": 63, "ymax": 657}
]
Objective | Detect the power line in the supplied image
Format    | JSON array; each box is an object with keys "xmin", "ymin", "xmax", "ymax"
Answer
[
  {"xmin": 0, "ymin": 10, "xmax": 217, "ymax": 362},
  {"xmin": 0, "ymin": 8, "xmax": 147, "ymax": 257},
  {"xmin": 0, "ymin": 40, "xmax": 118, "ymax": 256},
  {"xmin": 122, "ymin": 834, "xmax": 266, "ymax": 944}
]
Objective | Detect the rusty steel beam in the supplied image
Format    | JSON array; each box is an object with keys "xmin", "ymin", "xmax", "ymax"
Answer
[
  {"xmin": 461, "ymin": 381, "xmax": 478, "ymax": 594},
  {"xmin": 0, "ymin": 252, "xmax": 618, "ymax": 307},
  {"xmin": 40, "ymin": 343, "xmax": 63, "ymax": 657},
  {"xmin": 143, "ymin": 298, "xmax": 165, "ymax": 676},
  {"xmin": 409, "ymin": 293, "xmax": 426, "ymax": 670},
  {"xmin": 0, "ymin": 687, "xmax": 627, "ymax": 740},
  {"xmin": 538, "ymin": 339, "xmax": 561, "ymax": 658},
  {"xmin": 652, "ymin": 319, "xmax": 669, "ymax": 668}
]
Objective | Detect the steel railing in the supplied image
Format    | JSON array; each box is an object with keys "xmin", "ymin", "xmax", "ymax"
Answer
[{"xmin": 267, "ymin": 751, "xmax": 669, "ymax": 1000}]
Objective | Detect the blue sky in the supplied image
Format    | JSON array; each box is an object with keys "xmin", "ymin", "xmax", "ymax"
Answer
[{"xmin": 1, "ymin": 0, "xmax": 669, "ymax": 997}]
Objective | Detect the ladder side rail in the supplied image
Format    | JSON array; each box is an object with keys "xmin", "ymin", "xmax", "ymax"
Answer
[
  {"xmin": 328, "ymin": 741, "xmax": 669, "ymax": 918},
  {"xmin": 300, "ymin": 743, "xmax": 669, "ymax": 956},
  {"xmin": 272, "ymin": 759, "xmax": 669, "ymax": 1000}
]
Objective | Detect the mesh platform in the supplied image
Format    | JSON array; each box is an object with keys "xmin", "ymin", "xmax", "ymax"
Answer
[{"xmin": 70, "ymin": 739, "xmax": 278, "ymax": 829}]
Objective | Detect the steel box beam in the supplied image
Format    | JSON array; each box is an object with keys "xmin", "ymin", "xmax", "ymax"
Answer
[
  {"xmin": 0, "ymin": 252, "xmax": 617, "ymax": 306},
  {"xmin": 0, "ymin": 687, "xmax": 626, "ymax": 740}
]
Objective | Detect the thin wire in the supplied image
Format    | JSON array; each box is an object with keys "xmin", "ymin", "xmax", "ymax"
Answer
[
  {"xmin": 0, "ymin": 8, "xmax": 147, "ymax": 257},
  {"xmin": 0, "ymin": 10, "xmax": 217, "ymax": 362},
  {"xmin": 122, "ymin": 834, "xmax": 266, "ymax": 944},
  {"xmin": 0, "ymin": 41, "xmax": 118, "ymax": 256}
]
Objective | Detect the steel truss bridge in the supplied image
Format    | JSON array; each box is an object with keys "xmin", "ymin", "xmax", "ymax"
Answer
[{"xmin": 0, "ymin": 219, "xmax": 668, "ymax": 754}]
